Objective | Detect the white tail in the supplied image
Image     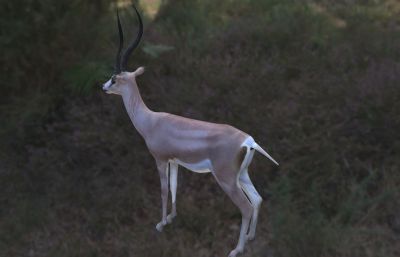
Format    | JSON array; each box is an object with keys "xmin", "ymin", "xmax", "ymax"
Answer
[{"xmin": 252, "ymin": 142, "xmax": 279, "ymax": 166}]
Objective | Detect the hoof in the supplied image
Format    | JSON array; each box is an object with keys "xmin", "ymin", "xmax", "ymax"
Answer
[
  {"xmin": 166, "ymin": 213, "xmax": 176, "ymax": 224},
  {"xmin": 228, "ymin": 248, "xmax": 243, "ymax": 257},
  {"xmin": 156, "ymin": 222, "xmax": 165, "ymax": 232}
]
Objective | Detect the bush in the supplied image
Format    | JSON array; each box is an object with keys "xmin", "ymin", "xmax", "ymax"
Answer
[{"xmin": 1, "ymin": 0, "xmax": 399, "ymax": 256}]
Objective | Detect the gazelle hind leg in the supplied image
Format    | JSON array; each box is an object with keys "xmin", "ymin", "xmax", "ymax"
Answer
[
  {"xmin": 213, "ymin": 172, "xmax": 252, "ymax": 257},
  {"xmin": 167, "ymin": 162, "xmax": 178, "ymax": 224},
  {"xmin": 239, "ymin": 169, "xmax": 263, "ymax": 240}
]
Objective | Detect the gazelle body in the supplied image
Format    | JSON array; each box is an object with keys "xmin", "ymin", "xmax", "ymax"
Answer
[{"xmin": 102, "ymin": 6, "xmax": 278, "ymax": 257}]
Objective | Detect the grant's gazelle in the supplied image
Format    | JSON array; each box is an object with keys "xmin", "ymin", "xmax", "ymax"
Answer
[{"xmin": 102, "ymin": 5, "xmax": 279, "ymax": 257}]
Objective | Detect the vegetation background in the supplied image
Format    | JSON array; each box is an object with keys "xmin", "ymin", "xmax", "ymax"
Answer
[{"xmin": 1, "ymin": 0, "xmax": 399, "ymax": 256}]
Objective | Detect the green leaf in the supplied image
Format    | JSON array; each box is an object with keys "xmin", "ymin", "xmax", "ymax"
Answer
[
  {"xmin": 64, "ymin": 62, "xmax": 110, "ymax": 94},
  {"xmin": 142, "ymin": 43, "xmax": 174, "ymax": 58}
]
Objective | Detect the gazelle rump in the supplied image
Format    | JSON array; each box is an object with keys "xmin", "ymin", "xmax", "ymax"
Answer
[{"xmin": 102, "ymin": 6, "xmax": 278, "ymax": 257}]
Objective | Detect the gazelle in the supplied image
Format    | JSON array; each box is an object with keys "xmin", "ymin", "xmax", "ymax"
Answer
[{"xmin": 102, "ymin": 6, "xmax": 279, "ymax": 257}]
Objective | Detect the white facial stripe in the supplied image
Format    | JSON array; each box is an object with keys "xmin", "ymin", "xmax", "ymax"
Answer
[{"xmin": 103, "ymin": 79, "xmax": 113, "ymax": 90}]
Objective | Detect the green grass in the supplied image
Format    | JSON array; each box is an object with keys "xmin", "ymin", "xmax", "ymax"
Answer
[{"xmin": 1, "ymin": 0, "xmax": 400, "ymax": 256}]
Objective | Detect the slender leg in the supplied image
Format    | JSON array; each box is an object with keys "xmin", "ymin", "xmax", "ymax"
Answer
[
  {"xmin": 156, "ymin": 161, "xmax": 169, "ymax": 232},
  {"xmin": 239, "ymin": 169, "xmax": 263, "ymax": 240},
  {"xmin": 167, "ymin": 162, "xmax": 178, "ymax": 223},
  {"xmin": 214, "ymin": 172, "xmax": 253, "ymax": 257}
]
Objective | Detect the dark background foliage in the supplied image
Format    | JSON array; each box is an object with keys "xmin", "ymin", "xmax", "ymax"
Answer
[{"xmin": 1, "ymin": 0, "xmax": 399, "ymax": 256}]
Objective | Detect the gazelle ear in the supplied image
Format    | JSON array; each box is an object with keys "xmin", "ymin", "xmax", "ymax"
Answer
[{"xmin": 134, "ymin": 66, "xmax": 145, "ymax": 76}]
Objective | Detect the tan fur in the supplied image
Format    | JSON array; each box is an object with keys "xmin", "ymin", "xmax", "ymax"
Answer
[{"xmin": 102, "ymin": 67, "xmax": 278, "ymax": 257}]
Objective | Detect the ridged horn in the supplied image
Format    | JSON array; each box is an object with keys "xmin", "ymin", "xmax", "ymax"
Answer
[
  {"xmin": 114, "ymin": 9, "xmax": 124, "ymax": 74},
  {"xmin": 120, "ymin": 5, "xmax": 143, "ymax": 71}
]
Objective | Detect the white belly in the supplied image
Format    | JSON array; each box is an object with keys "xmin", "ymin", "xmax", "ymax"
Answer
[{"xmin": 170, "ymin": 158, "xmax": 212, "ymax": 173}]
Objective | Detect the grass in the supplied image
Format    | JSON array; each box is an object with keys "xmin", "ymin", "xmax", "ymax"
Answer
[{"xmin": 1, "ymin": 0, "xmax": 400, "ymax": 256}]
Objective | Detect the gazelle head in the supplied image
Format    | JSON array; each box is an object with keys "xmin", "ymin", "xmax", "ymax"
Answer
[{"xmin": 103, "ymin": 5, "xmax": 143, "ymax": 95}]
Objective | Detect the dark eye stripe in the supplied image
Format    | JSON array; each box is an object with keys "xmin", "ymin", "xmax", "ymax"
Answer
[{"xmin": 111, "ymin": 75, "xmax": 116, "ymax": 84}]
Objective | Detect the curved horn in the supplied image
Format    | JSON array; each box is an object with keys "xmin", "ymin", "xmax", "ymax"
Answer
[
  {"xmin": 114, "ymin": 10, "xmax": 124, "ymax": 74},
  {"xmin": 121, "ymin": 5, "xmax": 143, "ymax": 71}
]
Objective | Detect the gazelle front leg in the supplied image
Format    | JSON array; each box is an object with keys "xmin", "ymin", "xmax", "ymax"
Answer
[
  {"xmin": 156, "ymin": 160, "xmax": 169, "ymax": 232},
  {"xmin": 167, "ymin": 162, "xmax": 178, "ymax": 224}
]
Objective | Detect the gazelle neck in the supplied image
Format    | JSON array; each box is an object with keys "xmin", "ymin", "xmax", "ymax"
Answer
[{"xmin": 121, "ymin": 81, "xmax": 153, "ymax": 138}]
